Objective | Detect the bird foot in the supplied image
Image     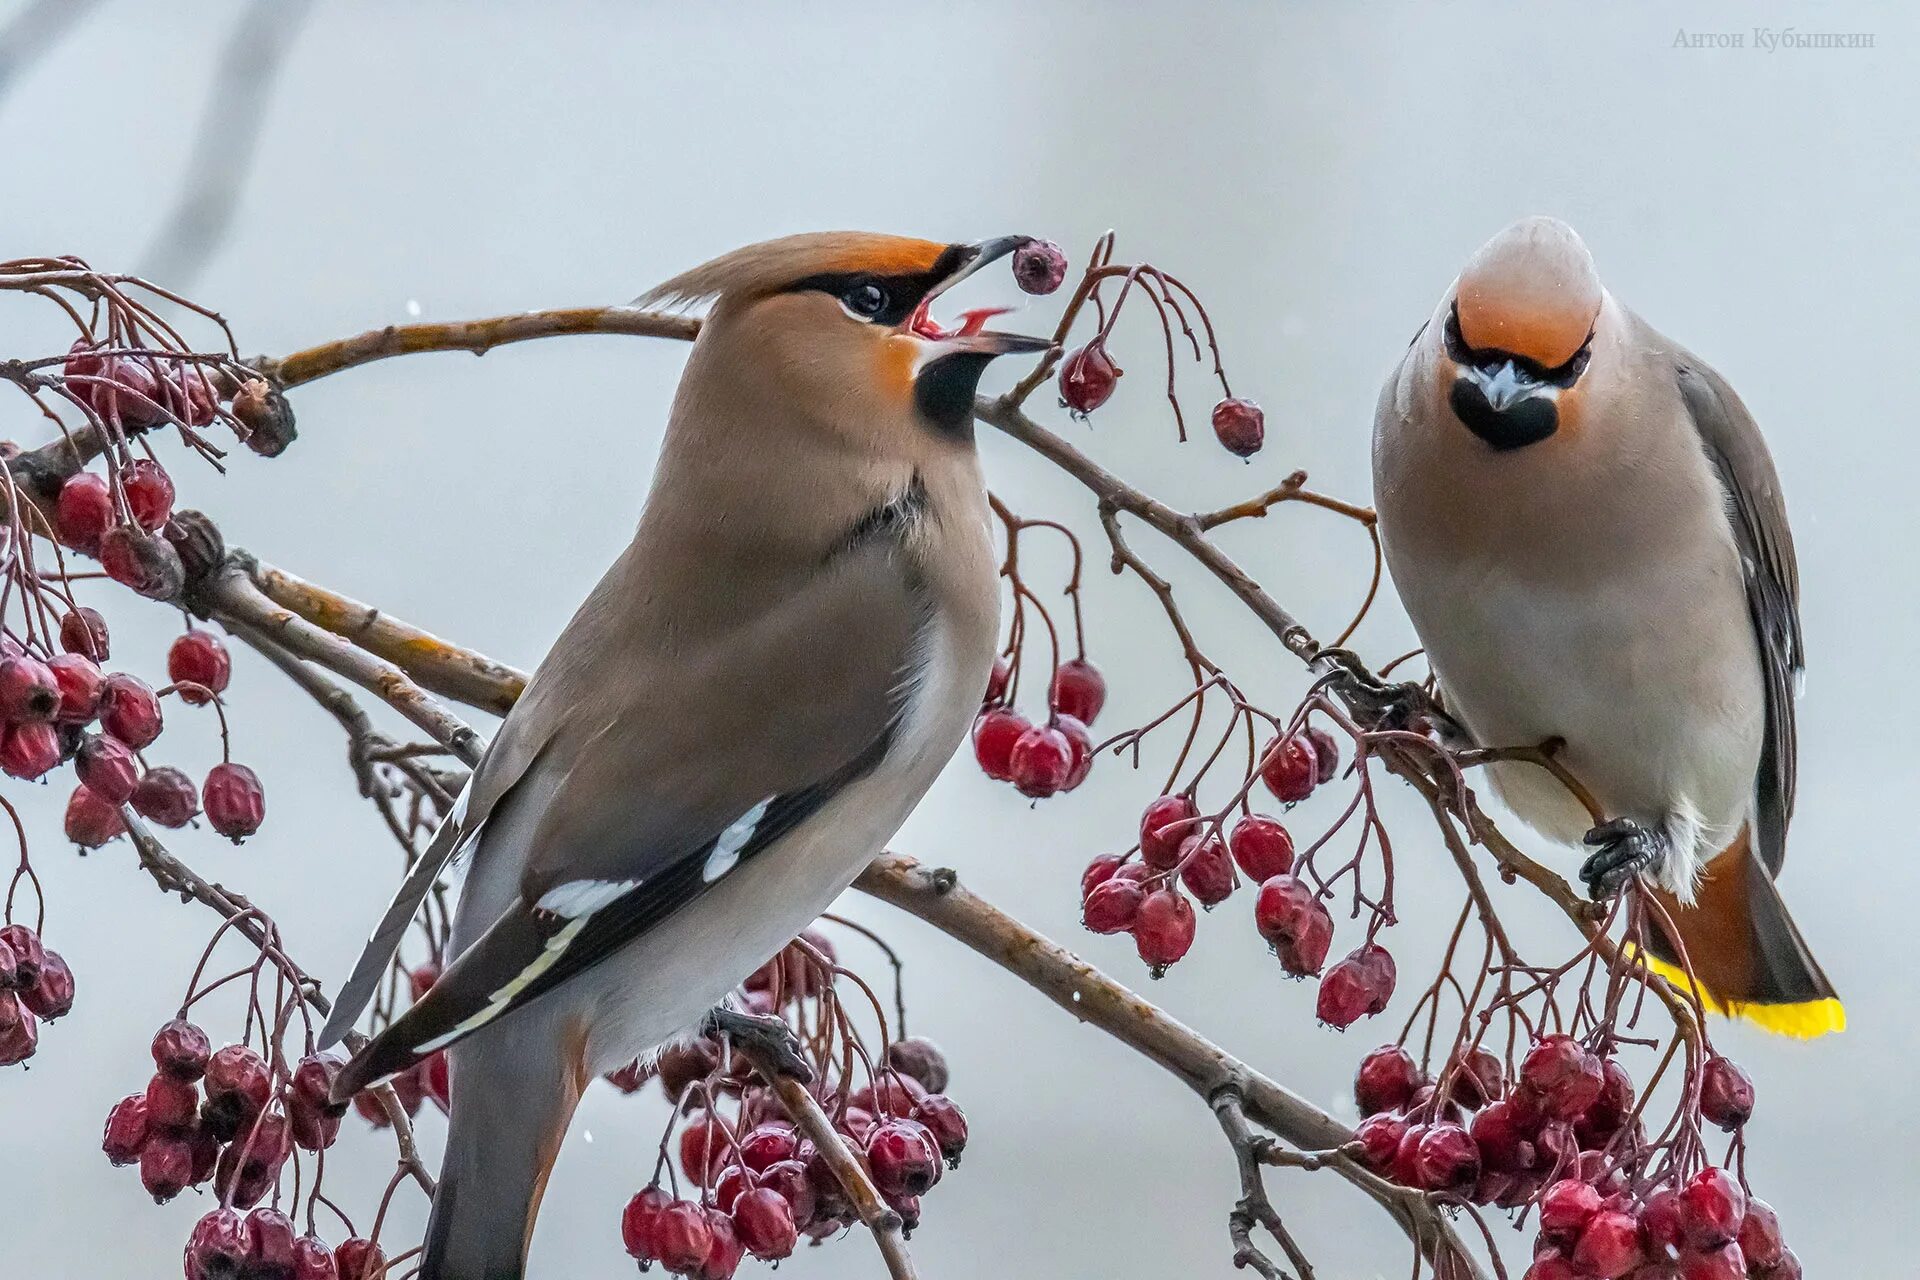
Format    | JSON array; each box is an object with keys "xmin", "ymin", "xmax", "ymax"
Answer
[
  {"xmin": 703, "ymin": 1006, "xmax": 814, "ymax": 1084},
  {"xmin": 1316, "ymin": 647, "xmax": 1434, "ymax": 732},
  {"xmin": 1580, "ymin": 817, "xmax": 1665, "ymax": 900}
]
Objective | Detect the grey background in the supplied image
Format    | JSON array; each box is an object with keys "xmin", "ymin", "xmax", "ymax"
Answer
[{"xmin": 1, "ymin": 2, "xmax": 1912, "ymax": 1276}]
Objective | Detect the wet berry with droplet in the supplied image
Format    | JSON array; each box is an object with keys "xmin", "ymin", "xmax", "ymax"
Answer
[
  {"xmin": 60, "ymin": 606, "xmax": 110, "ymax": 661},
  {"xmin": 971, "ymin": 707, "xmax": 1029, "ymax": 782},
  {"xmin": 1138, "ymin": 794, "xmax": 1199, "ymax": 870},
  {"xmin": 134, "ymin": 765, "xmax": 200, "ymax": 827},
  {"xmin": 913, "ymin": 1093, "xmax": 968, "ymax": 1164},
  {"xmin": 0, "ymin": 720, "xmax": 61, "ymax": 779},
  {"xmin": 1259, "ymin": 734, "xmax": 1319, "ymax": 804},
  {"xmin": 1132, "ymin": 888, "xmax": 1196, "ymax": 973},
  {"xmin": 122, "ymin": 459, "xmax": 175, "ymax": 531},
  {"xmin": 1049, "ymin": 658, "xmax": 1106, "ymax": 725},
  {"xmin": 1082, "ymin": 876, "xmax": 1145, "ymax": 934},
  {"xmin": 1008, "ymin": 723, "xmax": 1072, "ymax": 798},
  {"xmin": 732, "ymin": 1186, "xmax": 799, "ymax": 1261},
  {"xmin": 23, "ymin": 948, "xmax": 73, "ymax": 1019},
  {"xmin": 139, "ymin": 1134, "xmax": 194, "ymax": 1201},
  {"xmin": 1413, "ymin": 1122, "xmax": 1480, "ymax": 1192},
  {"xmin": 168, "ymin": 630, "xmax": 231, "ymax": 705},
  {"xmin": 55, "ymin": 473, "xmax": 113, "ymax": 554},
  {"xmin": 623, "ymin": 1185, "xmax": 673, "ymax": 1260},
  {"xmin": 102, "ymin": 1093, "xmax": 151, "ymax": 1165},
  {"xmin": 1059, "ymin": 343, "xmax": 1120, "ymax": 414},
  {"xmin": 1229, "ymin": 814, "xmax": 1294, "ymax": 881},
  {"xmin": 655, "ymin": 1200, "xmax": 719, "ymax": 1272},
  {"xmin": 1253, "ymin": 874, "xmax": 1333, "ymax": 975},
  {"xmin": 1210, "ymin": 397, "xmax": 1265, "ymax": 457},
  {"xmin": 1012, "ymin": 238, "xmax": 1068, "ymax": 295},
  {"xmin": 1177, "ymin": 833, "xmax": 1235, "ymax": 907},
  {"xmin": 1354, "ymin": 1045, "xmax": 1421, "ymax": 1116},
  {"xmin": 100, "ymin": 673, "xmax": 164, "ymax": 748},
  {"xmin": 1698, "ymin": 1055, "xmax": 1754, "ymax": 1131},
  {"xmin": 866, "ymin": 1118, "xmax": 942, "ymax": 1197},
  {"xmin": 1317, "ymin": 943, "xmax": 1395, "ymax": 1028},
  {"xmin": 203, "ymin": 762, "xmax": 265, "ymax": 840}
]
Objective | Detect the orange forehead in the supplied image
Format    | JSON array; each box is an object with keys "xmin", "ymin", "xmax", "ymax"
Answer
[
  {"xmin": 809, "ymin": 236, "xmax": 947, "ymax": 278},
  {"xmin": 1455, "ymin": 286, "xmax": 1594, "ymax": 369},
  {"xmin": 1454, "ymin": 216, "xmax": 1602, "ymax": 368}
]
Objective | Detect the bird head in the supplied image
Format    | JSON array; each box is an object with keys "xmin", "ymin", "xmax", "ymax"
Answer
[
  {"xmin": 1440, "ymin": 216, "xmax": 1603, "ymax": 450},
  {"xmin": 641, "ymin": 232, "xmax": 1052, "ymax": 444}
]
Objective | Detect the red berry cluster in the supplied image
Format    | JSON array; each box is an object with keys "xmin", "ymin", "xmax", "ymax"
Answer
[
  {"xmin": 0, "ymin": 922, "xmax": 74, "ymax": 1065},
  {"xmin": 102, "ymin": 1019, "xmax": 346, "ymax": 1208},
  {"xmin": 971, "ymin": 655, "xmax": 1105, "ymax": 799},
  {"xmin": 1074, "ymin": 728, "xmax": 1368, "ymax": 990},
  {"xmin": 182, "ymin": 1206, "xmax": 352, "ymax": 1280}
]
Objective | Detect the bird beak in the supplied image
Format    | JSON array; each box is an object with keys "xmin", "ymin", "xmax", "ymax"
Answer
[
  {"xmin": 1478, "ymin": 359, "xmax": 1532, "ymax": 411},
  {"xmin": 903, "ymin": 236, "xmax": 1054, "ymax": 357}
]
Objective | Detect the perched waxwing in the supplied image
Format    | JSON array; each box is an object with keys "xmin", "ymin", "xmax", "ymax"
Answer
[
  {"xmin": 1372, "ymin": 216, "xmax": 1841, "ymax": 1037},
  {"xmin": 320, "ymin": 232, "xmax": 1051, "ymax": 1279}
]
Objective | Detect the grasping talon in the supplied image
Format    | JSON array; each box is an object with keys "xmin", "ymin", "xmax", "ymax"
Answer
[
  {"xmin": 1580, "ymin": 817, "xmax": 1666, "ymax": 900},
  {"xmin": 703, "ymin": 1005, "xmax": 815, "ymax": 1084},
  {"xmin": 1317, "ymin": 646, "xmax": 1432, "ymax": 732}
]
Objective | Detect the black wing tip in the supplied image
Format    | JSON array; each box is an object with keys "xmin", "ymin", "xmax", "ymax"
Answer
[{"xmin": 329, "ymin": 1028, "xmax": 419, "ymax": 1106}]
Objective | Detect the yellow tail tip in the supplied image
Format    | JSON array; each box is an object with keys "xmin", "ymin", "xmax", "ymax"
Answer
[{"xmin": 1639, "ymin": 953, "xmax": 1846, "ymax": 1039}]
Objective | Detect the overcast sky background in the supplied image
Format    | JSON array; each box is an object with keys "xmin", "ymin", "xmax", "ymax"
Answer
[{"xmin": 3, "ymin": 3, "xmax": 1915, "ymax": 1276}]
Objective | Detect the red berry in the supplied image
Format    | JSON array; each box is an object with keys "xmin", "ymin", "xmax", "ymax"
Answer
[
  {"xmin": 1572, "ymin": 1210, "xmax": 1644, "ymax": 1279},
  {"xmin": 1767, "ymin": 1251, "xmax": 1804, "ymax": 1280},
  {"xmin": 1522, "ymin": 1257, "xmax": 1583, "ymax": 1280},
  {"xmin": 152, "ymin": 1018, "xmax": 212, "ymax": 1080},
  {"xmin": 99, "ymin": 524, "xmax": 185, "ymax": 599},
  {"xmin": 100, "ymin": 673, "xmax": 164, "ymax": 748},
  {"xmin": 1228, "ymin": 814, "xmax": 1294, "ymax": 881},
  {"xmin": 203, "ymin": 762, "xmax": 265, "ymax": 840},
  {"xmin": 0, "ymin": 924, "xmax": 43, "ymax": 984},
  {"xmin": 1520, "ymin": 1034, "xmax": 1605, "ymax": 1121},
  {"xmin": 865, "ymin": 1118, "xmax": 941, "ymax": 1197},
  {"xmin": 290, "ymin": 1053, "xmax": 347, "ymax": 1116},
  {"xmin": 65, "ymin": 784, "xmax": 125, "ymax": 847},
  {"xmin": 0, "ymin": 720, "xmax": 61, "ymax": 779},
  {"xmin": 680, "ymin": 1115, "xmax": 730, "ymax": 1185},
  {"xmin": 1008, "ymin": 723, "xmax": 1072, "ymax": 797},
  {"xmin": 1138, "ymin": 794, "xmax": 1199, "ymax": 869},
  {"xmin": 23, "ymin": 949, "xmax": 73, "ymax": 1019},
  {"xmin": 738, "ymin": 1122, "xmax": 799, "ymax": 1172},
  {"xmin": 1737, "ymin": 1197, "xmax": 1784, "ymax": 1272},
  {"xmin": 1470, "ymin": 1098, "xmax": 1537, "ymax": 1173},
  {"xmin": 1354, "ymin": 1044, "xmax": 1421, "ymax": 1115},
  {"xmin": 1306, "ymin": 725, "xmax": 1342, "ymax": 783},
  {"xmin": 168, "ymin": 630, "xmax": 231, "ymax": 704},
  {"xmin": 246, "ymin": 1208, "xmax": 298, "ymax": 1277},
  {"xmin": 421, "ymin": 1050, "xmax": 450, "ymax": 1109},
  {"xmin": 0, "ymin": 992, "xmax": 37, "ymax": 1064},
  {"xmin": 333, "ymin": 1239, "xmax": 386, "ymax": 1280},
  {"xmin": 102, "ymin": 1093, "xmax": 151, "ymax": 1165},
  {"xmin": 1253, "ymin": 874, "xmax": 1333, "ymax": 975},
  {"xmin": 1132, "ymin": 888, "xmax": 1196, "ymax": 973},
  {"xmin": 1012, "ymin": 238, "xmax": 1068, "ymax": 295},
  {"xmin": 851, "ymin": 1070, "xmax": 927, "ymax": 1119},
  {"xmin": 121, "ymin": 459, "xmax": 175, "ymax": 531},
  {"xmin": 1350, "ymin": 1112, "xmax": 1407, "ymax": 1171},
  {"xmin": 912, "ymin": 1092, "xmax": 968, "ymax": 1164},
  {"xmin": 1678, "ymin": 1244, "xmax": 1746, "ymax": 1280},
  {"xmin": 652, "ymin": 1199, "xmax": 717, "ymax": 1272},
  {"xmin": 1081, "ymin": 853, "xmax": 1126, "ymax": 898},
  {"xmin": 291, "ymin": 1237, "xmax": 338, "ymax": 1280},
  {"xmin": 1177, "ymin": 833, "xmax": 1235, "ymax": 906},
  {"xmin": 202, "ymin": 1043, "xmax": 271, "ymax": 1137},
  {"xmin": 1049, "ymin": 658, "xmax": 1106, "ymax": 724},
  {"xmin": 55, "ymin": 472, "xmax": 113, "ymax": 554},
  {"xmin": 76, "ymin": 733, "xmax": 139, "ymax": 803},
  {"xmin": 983, "ymin": 654, "xmax": 1010, "ymax": 704},
  {"xmin": 1578, "ymin": 1057, "xmax": 1636, "ymax": 1141},
  {"xmin": 184, "ymin": 1206, "xmax": 251, "ymax": 1280},
  {"xmin": 1082, "ymin": 876, "xmax": 1145, "ymax": 934},
  {"xmin": 1677, "ymin": 1167, "xmax": 1746, "ymax": 1250},
  {"xmin": 1698, "ymin": 1055, "xmax": 1754, "ymax": 1131},
  {"xmin": 1448, "ymin": 1045, "xmax": 1506, "ymax": 1110},
  {"xmin": 0, "ymin": 654, "xmax": 60, "ymax": 721},
  {"xmin": 48, "ymin": 652, "xmax": 104, "ymax": 722},
  {"xmin": 970, "ymin": 706, "xmax": 1029, "ymax": 781},
  {"xmin": 1210, "ymin": 397, "xmax": 1265, "ymax": 457},
  {"xmin": 732, "ymin": 1186, "xmax": 799, "ymax": 1261},
  {"xmin": 1055, "ymin": 712, "xmax": 1094, "ymax": 789},
  {"xmin": 59, "ymin": 607, "xmax": 110, "ymax": 661},
  {"xmin": 1316, "ymin": 943, "xmax": 1396, "ymax": 1028},
  {"xmin": 623, "ymin": 1185, "xmax": 673, "ymax": 1260},
  {"xmin": 759, "ymin": 1158, "xmax": 817, "ymax": 1231},
  {"xmin": 1539, "ymin": 1177, "xmax": 1603, "ymax": 1245},
  {"xmin": 133, "ymin": 765, "xmax": 199, "ymax": 826},
  {"xmin": 139, "ymin": 1133, "xmax": 194, "ymax": 1201},
  {"xmin": 885, "ymin": 1036, "xmax": 950, "ymax": 1094},
  {"xmin": 1260, "ymin": 734, "xmax": 1320, "ymax": 803},
  {"xmin": 1639, "ymin": 1187, "xmax": 1686, "ymax": 1261},
  {"xmin": 695, "ymin": 1204, "xmax": 745, "ymax": 1280},
  {"xmin": 1059, "ymin": 342, "xmax": 1119, "ymax": 413},
  {"xmin": 1413, "ymin": 1121, "xmax": 1480, "ymax": 1192}
]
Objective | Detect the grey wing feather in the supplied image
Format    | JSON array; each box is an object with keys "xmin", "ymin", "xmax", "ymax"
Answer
[{"xmin": 1676, "ymin": 360, "xmax": 1803, "ymax": 874}]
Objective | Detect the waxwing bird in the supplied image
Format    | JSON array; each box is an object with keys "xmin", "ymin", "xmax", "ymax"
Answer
[
  {"xmin": 318, "ymin": 232, "xmax": 1051, "ymax": 1279},
  {"xmin": 1372, "ymin": 216, "xmax": 1841, "ymax": 1037}
]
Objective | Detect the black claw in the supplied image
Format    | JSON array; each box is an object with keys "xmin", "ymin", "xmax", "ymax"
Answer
[
  {"xmin": 1578, "ymin": 818, "xmax": 1662, "ymax": 901},
  {"xmin": 704, "ymin": 1006, "xmax": 815, "ymax": 1084}
]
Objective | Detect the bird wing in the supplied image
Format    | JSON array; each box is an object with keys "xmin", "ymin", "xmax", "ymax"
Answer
[
  {"xmin": 332, "ymin": 531, "xmax": 928, "ymax": 1091},
  {"xmin": 1675, "ymin": 359, "xmax": 1804, "ymax": 875}
]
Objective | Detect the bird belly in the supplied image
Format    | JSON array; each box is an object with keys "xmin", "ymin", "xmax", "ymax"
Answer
[
  {"xmin": 1402, "ymin": 555, "xmax": 1763, "ymax": 867},
  {"xmin": 580, "ymin": 606, "xmax": 989, "ymax": 1073}
]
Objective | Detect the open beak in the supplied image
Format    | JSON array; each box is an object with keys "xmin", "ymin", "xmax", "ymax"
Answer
[{"xmin": 903, "ymin": 236, "xmax": 1053, "ymax": 356}]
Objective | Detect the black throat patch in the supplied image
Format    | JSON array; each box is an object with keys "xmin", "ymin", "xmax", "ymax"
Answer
[{"xmin": 1449, "ymin": 377, "xmax": 1560, "ymax": 451}]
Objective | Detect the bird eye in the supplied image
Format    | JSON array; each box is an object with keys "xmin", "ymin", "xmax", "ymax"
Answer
[{"xmin": 842, "ymin": 282, "xmax": 889, "ymax": 319}]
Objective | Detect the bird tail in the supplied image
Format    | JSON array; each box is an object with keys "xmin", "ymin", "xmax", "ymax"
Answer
[
  {"xmin": 417, "ymin": 1020, "xmax": 588, "ymax": 1280},
  {"xmin": 1640, "ymin": 827, "xmax": 1844, "ymax": 1038}
]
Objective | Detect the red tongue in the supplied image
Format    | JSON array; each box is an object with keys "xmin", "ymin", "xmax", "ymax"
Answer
[{"xmin": 954, "ymin": 306, "xmax": 1012, "ymax": 337}]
